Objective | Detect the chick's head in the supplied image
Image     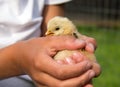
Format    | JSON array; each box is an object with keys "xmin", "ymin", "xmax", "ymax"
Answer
[{"xmin": 45, "ymin": 16, "xmax": 77, "ymax": 36}]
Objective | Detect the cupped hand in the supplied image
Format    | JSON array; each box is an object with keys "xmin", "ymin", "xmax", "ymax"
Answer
[
  {"xmin": 13, "ymin": 36, "xmax": 95, "ymax": 86},
  {"xmin": 80, "ymin": 35, "xmax": 97, "ymax": 53},
  {"xmin": 56, "ymin": 35, "xmax": 101, "ymax": 87}
]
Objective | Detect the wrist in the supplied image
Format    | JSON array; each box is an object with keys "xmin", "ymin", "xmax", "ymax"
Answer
[{"xmin": 0, "ymin": 42, "xmax": 24, "ymax": 79}]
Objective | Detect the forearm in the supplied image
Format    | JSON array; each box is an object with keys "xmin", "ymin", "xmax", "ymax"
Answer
[
  {"xmin": 0, "ymin": 44, "xmax": 23, "ymax": 79},
  {"xmin": 41, "ymin": 4, "xmax": 65, "ymax": 36}
]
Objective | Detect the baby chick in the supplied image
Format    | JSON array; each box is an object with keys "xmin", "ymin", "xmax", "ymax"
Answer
[{"xmin": 45, "ymin": 16, "xmax": 96, "ymax": 62}]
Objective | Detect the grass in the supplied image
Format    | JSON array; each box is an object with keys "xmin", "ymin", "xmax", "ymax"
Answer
[{"xmin": 77, "ymin": 25, "xmax": 120, "ymax": 87}]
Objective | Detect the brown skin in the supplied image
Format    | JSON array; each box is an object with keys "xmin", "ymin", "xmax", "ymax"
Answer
[
  {"xmin": 0, "ymin": 36, "xmax": 97, "ymax": 86},
  {"xmin": 41, "ymin": 4, "xmax": 101, "ymax": 87},
  {"xmin": 41, "ymin": 4, "xmax": 65, "ymax": 36},
  {"xmin": 0, "ymin": 4, "xmax": 101, "ymax": 87}
]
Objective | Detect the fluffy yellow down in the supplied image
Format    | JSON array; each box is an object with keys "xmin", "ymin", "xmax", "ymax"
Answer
[{"xmin": 46, "ymin": 16, "xmax": 96, "ymax": 62}]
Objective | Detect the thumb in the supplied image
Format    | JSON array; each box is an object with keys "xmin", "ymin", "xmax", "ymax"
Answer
[{"xmin": 50, "ymin": 36, "xmax": 86, "ymax": 51}]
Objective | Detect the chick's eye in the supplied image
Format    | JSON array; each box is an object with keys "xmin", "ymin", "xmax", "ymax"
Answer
[{"xmin": 55, "ymin": 27, "xmax": 60, "ymax": 31}]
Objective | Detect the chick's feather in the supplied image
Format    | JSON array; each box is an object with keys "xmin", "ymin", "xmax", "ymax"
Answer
[{"xmin": 45, "ymin": 16, "xmax": 96, "ymax": 61}]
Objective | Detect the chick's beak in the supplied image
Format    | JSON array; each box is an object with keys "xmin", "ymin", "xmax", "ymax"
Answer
[{"xmin": 45, "ymin": 31, "xmax": 54, "ymax": 36}]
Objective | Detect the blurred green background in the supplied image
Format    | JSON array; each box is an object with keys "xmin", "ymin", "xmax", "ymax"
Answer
[
  {"xmin": 65, "ymin": 0, "xmax": 120, "ymax": 87},
  {"xmin": 77, "ymin": 26, "xmax": 120, "ymax": 87}
]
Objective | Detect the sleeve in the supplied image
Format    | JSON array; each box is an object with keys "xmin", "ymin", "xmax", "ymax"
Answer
[{"xmin": 45, "ymin": 0, "xmax": 72, "ymax": 5}]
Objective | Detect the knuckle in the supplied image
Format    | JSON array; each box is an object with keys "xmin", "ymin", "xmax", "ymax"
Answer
[
  {"xmin": 33, "ymin": 58, "xmax": 42, "ymax": 69},
  {"xmin": 87, "ymin": 37, "xmax": 97, "ymax": 49},
  {"xmin": 34, "ymin": 60, "xmax": 39, "ymax": 68},
  {"xmin": 65, "ymin": 37, "xmax": 76, "ymax": 46}
]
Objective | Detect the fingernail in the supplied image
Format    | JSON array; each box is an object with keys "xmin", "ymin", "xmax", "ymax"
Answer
[
  {"xmin": 88, "ymin": 43, "xmax": 94, "ymax": 52},
  {"xmin": 73, "ymin": 52, "xmax": 82, "ymax": 58},
  {"xmin": 57, "ymin": 60, "xmax": 64, "ymax": 64},
  {"xmin": 89, "ymin": 70, "xmax": 95, "ymax": 78},
  {"xmin": 75, "ymin": 39, "xmax": 85, "ymax": 45},
  {"xmin": 72, "ymin": 52, "xmax": 83, "ymax": 62},
  {"xmin": 65, "ymin": 57, "xmax": 75, "ymax": 64}
]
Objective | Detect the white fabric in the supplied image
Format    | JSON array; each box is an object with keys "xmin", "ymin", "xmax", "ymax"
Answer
[
  {"xmin": 45, "ymin": 0, "xmax": 72, "ymax": 5},
  {"xmin": 0, "ymin": 0, "xmax": 71, "ymax": 48},
  {"xmin": 0, "ymin": 0, "xmax": 71, "ymax": 82}
]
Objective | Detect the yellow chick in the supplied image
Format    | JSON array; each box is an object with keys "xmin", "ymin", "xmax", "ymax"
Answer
[{"xmin": 45, "ymin": 16, "xmax": 96, "ymax": 62}]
